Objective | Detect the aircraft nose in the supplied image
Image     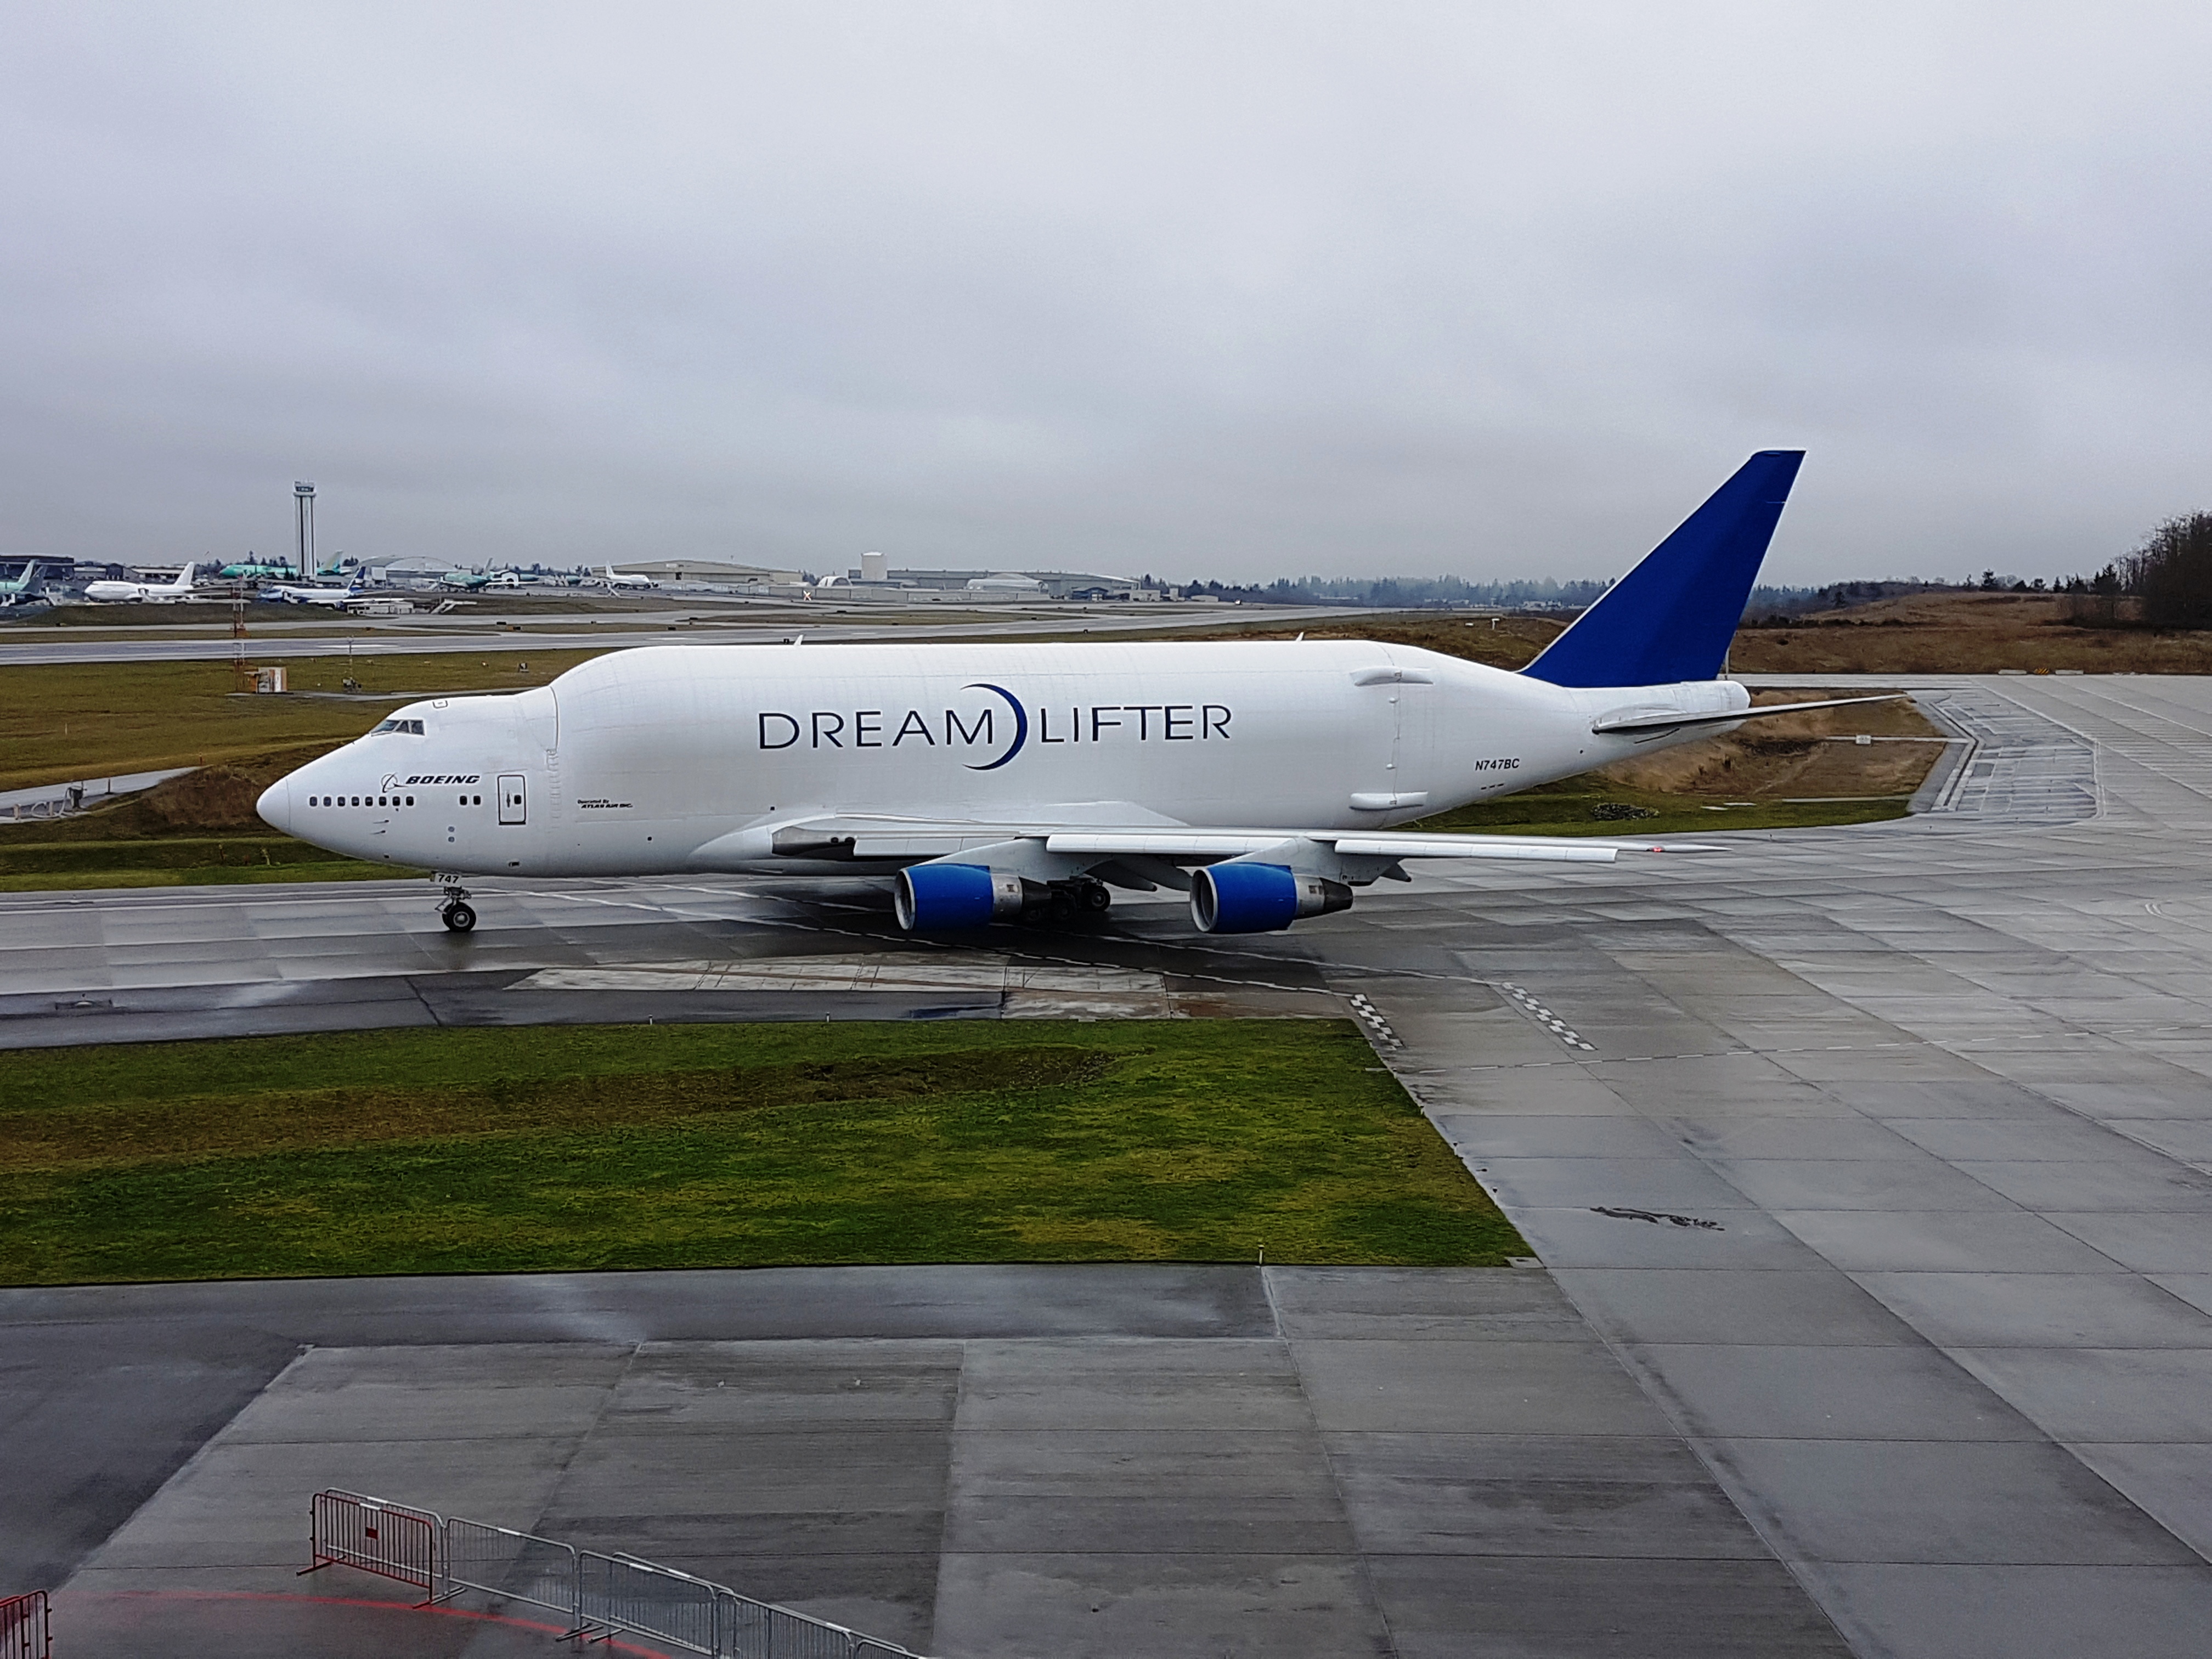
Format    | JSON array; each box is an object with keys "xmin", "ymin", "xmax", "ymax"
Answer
[{"xmin": 256, "ymin": 776, "xmax": 293, "ymax": 834}]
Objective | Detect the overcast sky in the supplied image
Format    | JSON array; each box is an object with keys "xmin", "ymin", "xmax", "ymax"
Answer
[{"xmin": 3, "ymin": 2, "xmax": 2208, "ymax": 584}]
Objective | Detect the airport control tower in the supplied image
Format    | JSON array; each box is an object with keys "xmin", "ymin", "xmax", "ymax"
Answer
[{"xmin": 294, "ymin": 481, "xmax": 316, "ymax": 578}]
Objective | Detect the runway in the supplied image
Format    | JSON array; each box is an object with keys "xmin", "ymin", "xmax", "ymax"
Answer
[
  {"xmin": 11, "ymin": 673, "xmax": 2212, "ymax": 1657},
  {"xmin": 0, "ymin": 602, "xmax": 1362, "ymax": 667}
]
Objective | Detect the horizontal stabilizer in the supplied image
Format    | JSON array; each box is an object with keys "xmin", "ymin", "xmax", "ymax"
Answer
[{"xmin": 1591, "ymin": 693, "xmax": 1906, "ymax": 735}]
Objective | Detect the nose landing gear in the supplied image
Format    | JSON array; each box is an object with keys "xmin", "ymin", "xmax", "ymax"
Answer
[{"xmin": 433, "ymin": 876, "xmax": 477, "ymax": 933}]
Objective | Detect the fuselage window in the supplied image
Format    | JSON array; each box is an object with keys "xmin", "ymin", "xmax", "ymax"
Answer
[{"xmin": 405, "ymin": 795, "xmax": 414, "ymax": 806}]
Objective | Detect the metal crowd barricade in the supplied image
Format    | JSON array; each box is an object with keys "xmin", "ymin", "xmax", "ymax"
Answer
[
  {"xmin": 1, "ymin": 1590, "xmax": 52, "ymax": 1659},
  {"xmin": 303, "ymin": 1489, "xmax": 444, "ymax": 1601},
  {"xmin": 439, "ymin": 1517, "xmax": 579, "ymax": 1627},
  {"xmin": 578, "ymin": 1553, "xmax": 724, "ymax": 1655},
  {"xmin": 306, "ymin": 1489, "xmax": 929, "ymax": 1657},
  {"xmin": 718, "ymin": 1590, "xmax": 898, "ymax": 1659}
]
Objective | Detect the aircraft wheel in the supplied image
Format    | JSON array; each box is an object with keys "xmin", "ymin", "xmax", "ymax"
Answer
[
  {"xmin": 1046, "ymin": 889, "xmax": 1077, "ymax": 923},
  {"xmin": 442, "ymin": 901, "xmax": 477, "ymax": 933},
  {"xmin": 1082, "ymin": 882, "xmax": 1112, "ymax": 913}
]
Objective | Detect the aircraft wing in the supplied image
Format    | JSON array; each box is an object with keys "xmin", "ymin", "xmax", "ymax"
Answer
[
  {"xmin": 1043, "ymin": 830, "xmax": 1625, "ymax": 864},
  {"xmin": 755, "ymin": 813, "xmax": 1720, "ymax": 866}
]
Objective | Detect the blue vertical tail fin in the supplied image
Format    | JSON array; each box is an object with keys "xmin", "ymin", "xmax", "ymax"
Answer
[{"xmin": 1521, "ymin": 450, "xmax": 1804, "ymax": 689}]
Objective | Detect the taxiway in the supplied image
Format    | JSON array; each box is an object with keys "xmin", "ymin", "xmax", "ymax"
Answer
[{"xmin": 10, "ymin": 673, "xmax": 2212, "ymax": 1657}]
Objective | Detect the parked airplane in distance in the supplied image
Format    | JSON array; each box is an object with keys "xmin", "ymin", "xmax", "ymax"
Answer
[
  {"xmin": 83, "ymin": 563, "xmax": 200, "ymax": 603},
  {"xmin": 264, "ymin": 452, "xmax": 1892, "ymax": 935},
  {"xmin": 0, "ymin": 558, "xmax": 57, "ymax": 606},
  {"xmin": 597, "ymin": 564, "xmax": 656, "ymax": 590},
  {"xmin": 263, "ymin": 578, "xmax": 368, "ymax": 607}
]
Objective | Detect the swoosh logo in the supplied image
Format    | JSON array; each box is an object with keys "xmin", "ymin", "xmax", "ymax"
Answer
[{"xmin": 963, "ymin": 682, "xmax": 1028, "ymax": 771}]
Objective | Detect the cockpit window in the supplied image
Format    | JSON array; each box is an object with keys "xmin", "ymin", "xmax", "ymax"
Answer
[{"xmin": 371, "ymin": 719, "xmax": 426, "ymax": 735}]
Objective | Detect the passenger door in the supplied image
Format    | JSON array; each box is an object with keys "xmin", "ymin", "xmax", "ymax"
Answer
[{"xmin": 497, "ymin": 774, "xmax": 527, "ymax": 825}]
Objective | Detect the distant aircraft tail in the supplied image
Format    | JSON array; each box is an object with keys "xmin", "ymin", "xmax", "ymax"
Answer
[{"xmin": 1521, "ymin": 450, "xmax": 1804, "ymax": 689}]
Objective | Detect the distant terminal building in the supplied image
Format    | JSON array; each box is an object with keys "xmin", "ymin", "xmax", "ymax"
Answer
[
  {"xmin": 357, "ymin": 556, "xmax": 453, "ymax": 585},
  {"xmin": 848, "ymin": 567, "xmax": 1155, "ymax": 601},
  {"xmin": 610, "ymin": 559, "xmax": 805, "ymax": 588}
]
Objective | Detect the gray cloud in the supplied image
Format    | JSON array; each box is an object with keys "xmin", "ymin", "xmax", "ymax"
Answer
[{"xmin": 3, "ymin": 1, "xmax": 2208, "ymax": 583}]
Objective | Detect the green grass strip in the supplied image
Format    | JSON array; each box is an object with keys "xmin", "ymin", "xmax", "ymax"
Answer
[{"xmin": 0, "ymin": 1020, "xmax": 1524, "ymax": 1283}]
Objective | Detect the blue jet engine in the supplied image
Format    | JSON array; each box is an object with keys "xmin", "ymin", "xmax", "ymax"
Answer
[
  {"xmin": 1189, "ymin": 862, "xmax": 1353, "ymax": 934},
  {"xmin": 894, "ymin": 863, "xmax": 1037, "ymax": 930}
]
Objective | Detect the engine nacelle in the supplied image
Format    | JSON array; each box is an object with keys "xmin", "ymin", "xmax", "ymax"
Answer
[
  {"xmin": 894, "ymin": 862, "xmax": 1037, "ymax": 930},
  {"xmin": 1189, "ymin": 862, "xmax": 1354, "ymax": 934}
]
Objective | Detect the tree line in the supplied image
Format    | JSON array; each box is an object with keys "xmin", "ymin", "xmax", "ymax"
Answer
[
  {"xmin": 2062, "ymin": 513, "xmax": 2212, "ymax": 629},
  {"xmin": 1179, "ymin": 509, "xmax": 2212, "ymax": 630}
]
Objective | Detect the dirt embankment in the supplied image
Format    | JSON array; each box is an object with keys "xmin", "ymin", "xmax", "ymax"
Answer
[
  {"xmin": 0, "ymin": 743, "xmax": 341, "ymax": 842},
  {"xmin": 136, "ymin": 765, "xmax": 277, "ymax": 830}
]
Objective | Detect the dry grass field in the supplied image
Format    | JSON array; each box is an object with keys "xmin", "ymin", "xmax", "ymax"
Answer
[
  {"xmin": 1215, "ymin": 591, "xmax": 2212, "ymax": 675},
  {"xmin": 0, "ymin": 652, "xmax": 600, "ymax": 794},
  {"xmin": 1213, "ymin": 611, "xmax": 1566, "ymax": 669},
  {"xmin": 1730, "ymin": 590, "xmax": 2212, "ymax": 674}
]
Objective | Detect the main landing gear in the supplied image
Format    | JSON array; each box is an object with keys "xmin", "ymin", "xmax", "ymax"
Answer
[
  {"xmin": 435, "ymin": 877, "xmax": 477, "ymax": 934},
  {"xmin": 1040, "ymin": 879, "xmax": 1113, "ymax": 923}
]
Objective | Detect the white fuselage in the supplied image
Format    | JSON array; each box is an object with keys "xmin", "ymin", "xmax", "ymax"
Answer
[
  {"xmin": 257, "ymin": 640, "xmax": 1745, "ymax": 877},
  {"xmin": 84, "ymin": 564, "xmax": 198, "ymax": 603}
]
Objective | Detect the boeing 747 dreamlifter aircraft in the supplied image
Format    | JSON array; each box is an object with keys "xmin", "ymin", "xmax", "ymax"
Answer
[
  {"xmin": 83, "ymin": 562, "xmax": 200, "ymax": 603},
  {"xmin": 259, "ymin": 452, "xmax": 1884, "ymax": 933}
]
